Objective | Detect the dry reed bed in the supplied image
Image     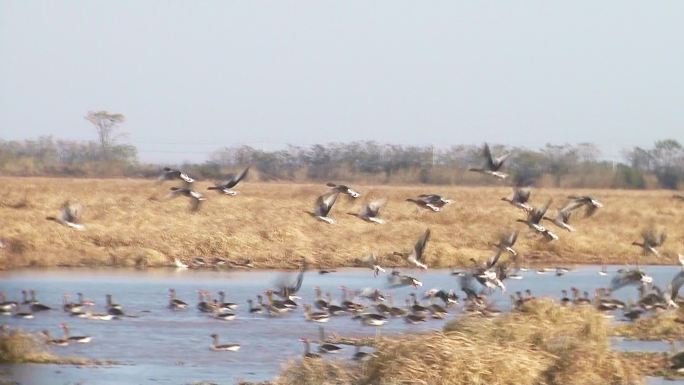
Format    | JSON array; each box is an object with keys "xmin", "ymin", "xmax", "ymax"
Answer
[
  {"xmin": 0, "ymin": 328, "xmax": 98, "ymax": 365},
  {"xmin": 612, "ymin": 308, "xmax": 684, "ymax": 340},
  {"xmin": 1, "ymin": 177, "xmax": 683, "ymax": 270},
  {"xmin": 276, "ymin": 300, "xmax": 642, "ymax": 385}
]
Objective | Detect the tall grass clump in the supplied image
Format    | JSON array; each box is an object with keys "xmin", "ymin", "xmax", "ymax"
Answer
[
  {"xmin": 0, "ymin": 328, "xmax": 55, "ymax": 363},
  {"xmin": 276, "ymin": 300, "xmax": 641, "ymax": 385},
  {"xmin": 613, "ymin": 308, "xmax": 684, "ymax": 340}
]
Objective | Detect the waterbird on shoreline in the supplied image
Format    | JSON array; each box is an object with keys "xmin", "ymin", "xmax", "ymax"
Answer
[
  {"xmin": 42, "ymin": 330, "xmax": 68, "ymax": 346},
  {"xmin": 300, "ymin": 337, "xmax": 321, "ymax": 358},
  {"xmin": 46, "ymin": 201, "xmax": 84, "ymax": 230},
  {"xmin": 207, "ymin": 166, "xmax": 250, "ymax": 196},
  {"xmin": 468, "ymin": 143, "xmax": 510, "ymax": 179},
  {"xmin": 60, "ymin": 323, "xmax": 91, "ymax": 344},
  {"xmin": 210, "ymin": 333, "xmax": 240, "ymax": 351}
]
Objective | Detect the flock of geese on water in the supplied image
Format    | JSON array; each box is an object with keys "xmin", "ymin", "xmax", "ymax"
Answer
[{"xmin": 7, "ymin": 143, "xmax": 684, "ymax": 371}]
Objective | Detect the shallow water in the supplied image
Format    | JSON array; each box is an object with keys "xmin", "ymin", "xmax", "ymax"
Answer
[{"xmin": 0, "ymin": 265, "xmax": 682, "ymax": 385}]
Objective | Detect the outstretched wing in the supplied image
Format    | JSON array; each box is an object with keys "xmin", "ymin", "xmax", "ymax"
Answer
[{"xmin": 315, "ymin": 191, "xmax": 339, "ymax": 217}]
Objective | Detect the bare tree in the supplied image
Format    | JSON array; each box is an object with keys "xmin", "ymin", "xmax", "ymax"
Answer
[{"xmin": 84, "ymin": 111, "xmax": 126, "ymax": 160}]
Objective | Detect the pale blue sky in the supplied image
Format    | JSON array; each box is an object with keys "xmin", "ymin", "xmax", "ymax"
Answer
[{"xmin": 1, "ymin": 1, "xmax": 683, "ymax": 162}]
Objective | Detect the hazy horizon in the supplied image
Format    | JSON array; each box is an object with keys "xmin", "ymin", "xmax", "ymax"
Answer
[{"xmin": 2, "ymin": 1, "xmax": 683, "ymax": 163}]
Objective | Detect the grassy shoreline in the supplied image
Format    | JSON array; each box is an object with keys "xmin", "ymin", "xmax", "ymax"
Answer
[{"xmin": 2, "ymin": 177, "xmax": 683, "ymax": 270}]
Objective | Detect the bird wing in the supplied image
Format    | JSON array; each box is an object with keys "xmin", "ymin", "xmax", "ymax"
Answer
[
  {"xmin": 670, "ymin": 271, "xmax": 684, "ymax": 300},
  {"xmin": 515, "ymin": 188, "xmax": 531, "ymax": 203},
  {"xmin": 226, "ymin": 166, "xmax": 250, "ymax": 188},
  {"xmin": 409, "ymin": 229, "xmax": 431, "ymax": 263},
  {"xmin": 506, "ymin": 230, "xmax": 519, "ymax": 246},
  {"xmin": 315, "ymin": 192, "xmax": 339, "ymax": 217},
  {"xmin": 365, "ymin": 198, "xmax": 386, "ymax": 217},
  {"xmin": 482, "ymin": 143, "xmax": 495, "ymax": 170},
  {"xmin": 486, "ymin": 250, "xmax": 502, "ymax": 269},
  {"xmin": 678, "ymin": 254, "xmax": 684, "ymax": 267},
  {"xmin": 493, "ymin": 152, "xmax": 510, "ymax": 169}
]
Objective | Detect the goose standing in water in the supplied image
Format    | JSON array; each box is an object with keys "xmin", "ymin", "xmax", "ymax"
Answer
[
  {"xmin": 303, "ymin": 304, "xmax": 330, "ymax": 323},
  {"xmin": 217, "ymin": 291, "xmax": 238, "ymax": 311},
  {"xmin": 501, "ymin": 188, "xmax": 532, "ymax": 211},
  {"xmin": 350, "ymin": 198, "xmax": 387, "ymax": 224},
  {"xmin": 29, "ymin": 291, "xmax": 51, "ymax": 312},
  {"xmin": 565, "ymin": 195, "xmax": 603, "ymax": 217},
  {"xmin": 468, "ymin": 143, "xmax": 510, "ymax": 179},
  {"xmin": 326, "ymin": 182, "xmax": 360, "ymax": 198},
  {"xmin": 207, "ymin": 166, "xmax": 250, "ymax": 196},
  {"xmin": 406, "ymin": 194, "xmax": 451, "ymax": 212},
  {"xmin": 105, "ymin": 294, "xmax": 124, "ymax": 316},
  {"xmin": 300, "ymin": 337, "xmax": 321, "ymax": 358},
  {"xmin": 62, "ymin": 293, "xmax": 82, "ymax": 314},
  {"xmin": 317, "ymin": 327, "xmax": 342, "ymax": 353},
  {"xmin": 46, "ymin": 201, "xmax": 85, "ymax": 230},
  {"xmin": 209, "ymin": 333, "xmax": 240, "ymax": 352},
  {"xmin": 353, "ymin": 313, "xmax": 388, "ymax": 326},
  {"xmin": 42, "ymin": 330, "xmax": 68, "ymax": 346},
  {"xmin": 166, "ymin": 184, "xmax": 205, "ymax": 212},
  {"xmin": 396, "ymin": 229, "xmax": 431, "ymax": 270},
  {"xmin": 310, "ymin": 191, "xmax": 340, "ymax": 224},
  {"xmin": 247, "ymin": 298, "xmax": 263, "ymax": 314},
  {"xmin": 355, "ymin": 253, "xmax": 386, "ymax": 277},
  {"xmin": 0, "ymin": 292, "xmax": 17, "ymax": 314},
  {"xmin": 158, "ymin": 167, "xmax": 194, "ymax": 183},
  {"xmin": 168, "ymin": 289, "xmax": 188, "ymax": 310},
  {"xmin": 60, "ymin": 324, "xmax": 92, "ymax": 344},
  {"xmin": 516, "ymin": 200, "xmax": 559, "ymax": 241},
  {"xmin": 632, "ymin": 229, "xmax": 666, "ymax": 257}
]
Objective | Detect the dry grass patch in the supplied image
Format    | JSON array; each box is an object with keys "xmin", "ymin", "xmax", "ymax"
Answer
[
  {"xmin": 0, "ymin": 328, "xmax": 110, "ymax": 365},
  {"xmin": 612, "ymin": 308, "xmax": 684, "ymax": 340},
  {"xmin": 276, "ymin": 300, "xmax": 641, "ymax": 385},
  {"xmin": 2, "ymin": 177, "xmax": 684, "ymax": 269}
]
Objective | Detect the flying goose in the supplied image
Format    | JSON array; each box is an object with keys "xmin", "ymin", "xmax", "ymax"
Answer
[
  {"xmin": 355, "ymin": 253, "xmax": 386, "ymax": 276},
  {"xmin": 210, "ymin": 333, "xmax": 240, "ymax": 352},
  {"xmin": 273, "ymin": 258, "xmax": 306, "ymax": 302},
  {"xmin": 632, "ymin": 229, "xmax": 666, "ymax": 256},
  {"xmin": 350, "ymin": 198, "xmax": 387, "ymax": 224},
  {"xmin": 387, "ymin": 271, "xmax": 422, "ymax": 288},
  {"xmin": 310, "ymin": 191, "xmax": 339, "ymax": 224},
  {"xmin": 491, "ymin": 231, "xmax": 518, "ymax": 256},
  {"xmin": 516, "ymin": 200, "xmax": 559, "ymax": 241},
  {"xmin": 406, "ymin": 194, "xmax": 451, "ymax": 212},
  {"xmin": 60, "ymin": 324, "xmax": 91, "ymax": 344},
  {"xmin": 544, "ymin": 206, "xmax": 574, "ymax": 232},
  {"xmin": 159, "ymin": 167, "xmax": 194, "ymax": 183},
  {"xmin": 501, "ymin": 188, "xmax": 532, "ymax": 211},
  {"xmin": 469, "ymin": 254, "xmax": 506, "ymax": 292},
  {"xmin": 669, "ymin": 270, "xmax": 683, "ymax": 308},
  {"xmin": 674, "ymin": 194, "xmax": 684, "ymax": 202},
  {"xmin": 609, "ymin": 269, "xmax": 653, "ymax": 291},
  {"xmin": 167, "ymin": 186, "xmax": 205, "ymax": 212},
  {"xmin": 46, "ymin": 201, "xmax": 85, "ymax": 230},
  {"xmin": 207, "ymin": 166, "xmax": 250, "ymax": 195},
  {"xmin": 396, "ymin": 229, "xmax": 430, "ymax": 270},
  {"xmin": 326, "ymin": 182, "xmax": 360, "ymax": 198},
  {"xmin": 168, "ymin": 289, "xmax": 188, "ymax": 310},
  {"xmin": 565, "ymin": 195, "xmax": 603, "ymax": 217},
  {"xmin": 468, "ymin": 143, "xmax": 510, "ymax": 179}
]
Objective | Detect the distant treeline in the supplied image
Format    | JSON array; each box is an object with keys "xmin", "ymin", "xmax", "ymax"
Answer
[{"xmin": 1, "ymin": 136, "xmax": 684, "ymax": 189}]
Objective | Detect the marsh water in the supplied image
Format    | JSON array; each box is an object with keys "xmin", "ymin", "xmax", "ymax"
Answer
[{"xmin": 1, "ymin": 266, "xmax": 682, "ymax": 385}]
